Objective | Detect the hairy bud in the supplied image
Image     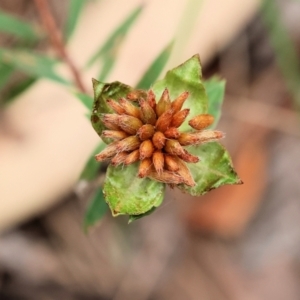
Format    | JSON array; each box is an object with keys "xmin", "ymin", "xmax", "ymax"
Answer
[
  {"xmin": 119, "ymin": 98, "xmax": 141, "ymax": 118},
  {"xmin": 118, "ymin": 115, "xmax": 143, "ymax": 134},
  {"xmin": 171, "ymin": 91, "xmax": 189, "ymax": 113},
  {"xmin": 170, "ymin": 109, "xmax": 190, "ymax": 128},
  {"xmin": 178, "ymin": 130, "xmax": 224, "ymax": 146},
  {"xmin": 137, "ymin": 124, "xmax": 155, "ymax": 141},
  {"xmin": 140, "ymin": 99, "xmax": 157, "ymax": 125},
  {"xmin": 155, "ymin": 108, "xmax": 174, "ymax": 132},
  {"xmin": 101, "ymin": 130, "xmax": 128, "ymax": 141},
  {"xmin": 152, "ymin": 131, "xmax": 166, "ymax": 149},
  {"xmin": 152, "ymin": 151, "xmax": 164, "ymax": 174},
  {"xmin": 155, "ymin": 88, "xmax": 171, "ymax": 117},
  {"xmin": 138, "ymin": 158, "xmax": 152, "ymax": 178},
  {"xmin": 107, "ymin": 99, "xmax": 125, "ymax": 114},
  {"xmin": 139, "ymin": 140, "xmax": 155, "ymax": 160},
  {"xmin": 188, "ymin": 114, "xmax": 214, "ymax": 130}
]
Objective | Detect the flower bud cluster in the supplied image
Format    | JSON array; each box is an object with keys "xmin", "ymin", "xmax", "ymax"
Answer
[{"xmin": 95, "ymin": 89, "xmax": 224, "ymax": 187}]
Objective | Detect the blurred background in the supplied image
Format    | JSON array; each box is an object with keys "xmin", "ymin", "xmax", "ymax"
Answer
[{"xmin": 1, "ymin": 0, "xmax": 300, "ymax": 299}]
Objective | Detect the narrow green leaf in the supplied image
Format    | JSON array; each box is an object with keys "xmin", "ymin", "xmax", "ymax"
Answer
[
  {"xmin": 261, "ymin": 0, "xmax": 300, "ymax": 108},
  {"xmin": 86, "ymin": 5, "xmax": 143, "ymax": 67},
  {"xmin": 0, "ymin": 11, "xmax": 42, "ymax": 41},
  {"xmin": 65, "ymin": 0, "xmax": 85, "ymax": 40},
  {"xmin": 152, "ymin": 54, "xmax": 208, "ymax": 132},
  {"xmin": 136, "ymin": 41, "xmax": 173, "ymax": 89},
  {"xmin": 0, "ymin": 63, "xmax": 14, "ymax": 91},
  {"xmin": 128, "ymin": 207, "xmax": 156, "ymax": 223},
  {"xmin": 2, "ymin": 77, "xmax": 36, "ymax": 105},
  {"xmin": 0, "ymin": 48, "xmax": 69, "ymax": 84},
  {"xmin": 91, "ymin": 79, "xmax": 133, "ymax": 143},
  {"xmin": 98, "ymin": 56, "xmax": 114, "ymax": 81},
  {"xmin": 177, "ymin": 142, "xmax": 242, "ymax": 196},
  {"xmin": 84, "ymin": 187, "xmax": 108, "ymax": 232},
  {"xmin": 204, "ymin": 77, "xmax": 225, "ymax": 129},
  {"xmin": 76, "ymin": 92, "xmax": 93, "ymax": 110},
  {"xmin": 103, "ymin": 163, "xmax": 165, "ymax": 216},
  {"xmin": 80, "ymin": 142, "xmax": 105, "ymax": 181}
]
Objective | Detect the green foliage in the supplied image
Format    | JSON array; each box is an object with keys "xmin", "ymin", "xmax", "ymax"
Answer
[
  {"xmin": 86, "ymin": 6, "xmax": 143, "ymax": 80},
  {"xmin": 90, "ymin": 55, "xmax": 241, "ymax": 222},
  {"xmin": 80, "ymin": 142, "xmax": 105, "ymax": 181},
  {"xmin": 136, "ymin": 41, "xmax": 173, "ymax": 89},
  {"xmin": 0, "ymin": 11, "xmax": 42, "ymax": 42},
  {"xmin": 76, "ymin": 92, "xmax": 94, "ymax": 110},
  {"xmin": 64, "ymin": 0, "xmax": 86, "ymax": 40},
  {"xmin": 103, "ymin": 163, "xmax": 165, "ymax": 216},
  {"xmin": 177, "ymin": 142, "xmax": 242, "ymax": 196},
  {"xmin": 204, "ymin": 77, "xmax": 225, "ymax": 129},
  {"xmin": 0, "ymin": 48, "xmax": 68, "ymax": 84},
  {"xmin": 0, "ymin": 64, "xmax": 14, "ymax": 91},
  {"xmin": 91, "ymin": 79, "xmax": 132, "ymax": 143},
  {"xmin": 83, "ymin": 187, "xmax": 108, "ymax": 232},
  {"xmin": 152, "ymin": 54, "xmax": 208, "ymax": 132},
  {"xmin": 261, "ymin": 0, "xmax": 300, "ymax": 107}
]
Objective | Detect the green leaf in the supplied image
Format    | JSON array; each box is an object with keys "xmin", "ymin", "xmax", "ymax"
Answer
[
  {"xmin": 128, "ymin": 207, "xmax": 156, "ymax": 223},
  {"xmin": 152, "ymin": 54, "xmax": 208, "ymax": 131},
  {"xmin": 65, "ymin": 0, "xmax": 85, "ymax": 40},
  {"xmin": 204, "ymin": 77, "xmax": 225, "ymax": 129},
  {"xmin": 91, "ymin": 79, "xmax": 133, "ymax": 143},
  {"xmin": 2, "ymin": 76, "xmax": 36, "ymax": 105},
  {"xmin": 0, "ymin": 11, "xmax": 42, "ymax": 42},
  {"xmin": 0, "ymin": 48, "xmax": 69, "ymax": 84},
  {"xmin": 86, "ymin": 5, "xmax": 143, "ymax": 80},
  {"xmin": 177, "ymin": 142, "xmax": 242, "ymax": 196},
  {"xmin": 98, "ymin": 56, "xmax": 114, "ymax": 82},
  {"xmin": 136, "ymin": 41, "xmax": 173, "ymax": 89},
  {"xmin": 261, "ymin": 0, "xmax": 300, "ymax": 108},
  {"xmin": 103, "ymin": 163, "xmax": 165, "ymax": 216},
  {"xmin": 0, "ymin": 63, "xmax": 14, "ymax": 91},
  {"xmin": 83, "ymin": 187, "xmax": 108, "ymax": 232},
  {"xmin": 76, "ymin": 92, "xmax": 93, "ymax": 110},
  {"xmin": 80, "ymin": 142, "xmax": 105, "ymax": 181}
]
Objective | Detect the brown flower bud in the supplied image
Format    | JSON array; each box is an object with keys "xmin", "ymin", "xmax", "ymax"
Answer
[
  {"xmin": 172, "ymin": 157, "xmax": 195, "ymax": 187},
  {"xmin": 178, "ymin": 150, "xmax": 199, "ymax": 163},
  {"xmin": 118, "ymin": 115, "xmax": 143, "ymax": 134},
  {"xmin": 188, "ymin": 114, "xmax": 214, "ymax": 130},
  {"xmin": 139, "ymin": 140, "xmax": 155, "ymax": 160},
  {"xmin": 171, "ymin": 91, "xmax": 189, "ymax": 113},
  {"xmin": 101, "ymin": 114, "xmax": 120, "ymax": 130},
  {"xmin": 106, "ymin": 99, "xmax": 125, "ymax": 114},
  {"xmin": 95, "ymin": 141, "xmax": 119, "ymax": 162},
  {"xmin": 147, "ymin": 90, "xmax": 156, "ymax": 110},
  {"xmin": 117, "ymin": 136, "xmax": 140, "ymax": 152},
  {"xmin": 152, "ymin": 151, "xmax": 164, "ymax": 174},
  {"xmin": 137, "ymin": 124, "xmax": 155, "ymax": 141},
  {"xmin": 119, "ymin": 98, "xmax": 141, "ymax": 118},
  {"xmin": 111, "ymin": 152, "xmax": 128, "ymax": 166},
  {"xmin": 164, "ymin": 127, "xmax": 180, "ymax": 138},
  {"xmin": 155, "ymin": 88, "xmax": 171, "ymax": 117},
  {"xmin": 138, "ymin": 158, "xmax": 152, "ymax": 178},
  {"xmin": 127, "ymin": 90, "xmax": 147, "ymax": 101},
  {"xmin": 170, "ymin": 108, "xmax": 190, "ymax": 128},
  {"xmin": 178, "ymin": 130, "xmax": 224, "ymax": 146},
  {"xmin": 148, "ymin": 170, "xmax": 185, "ymax": 185},
  {"xmin": 164, "ymin": 139, "xmax": 185, "ymax": 156},
  {"xmin": 152, "ymin": 131, "xmax": 166, "ymax": 149},
  {"xmin": 101, "ymin": 130, "xmax": 128, "ymax": 141},
  {"xmin": 139, "ymin": 99, "xmax": 157, "ymax": 125},
  {"xmin": 165, "ymin": 155, "xmax": 179, "ymax": 172},
  {"xmin": 124, "ymin": 149, "xmax": 139, "ymax": 165},
  {"xmin": 155, "ymin": 108, "xmax": 174, "ymax": 132}
]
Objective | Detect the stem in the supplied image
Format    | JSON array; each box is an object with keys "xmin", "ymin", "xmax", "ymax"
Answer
[{"xmin": 34, "ymin": 0, "xmax": 86, "ymax": 93}]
